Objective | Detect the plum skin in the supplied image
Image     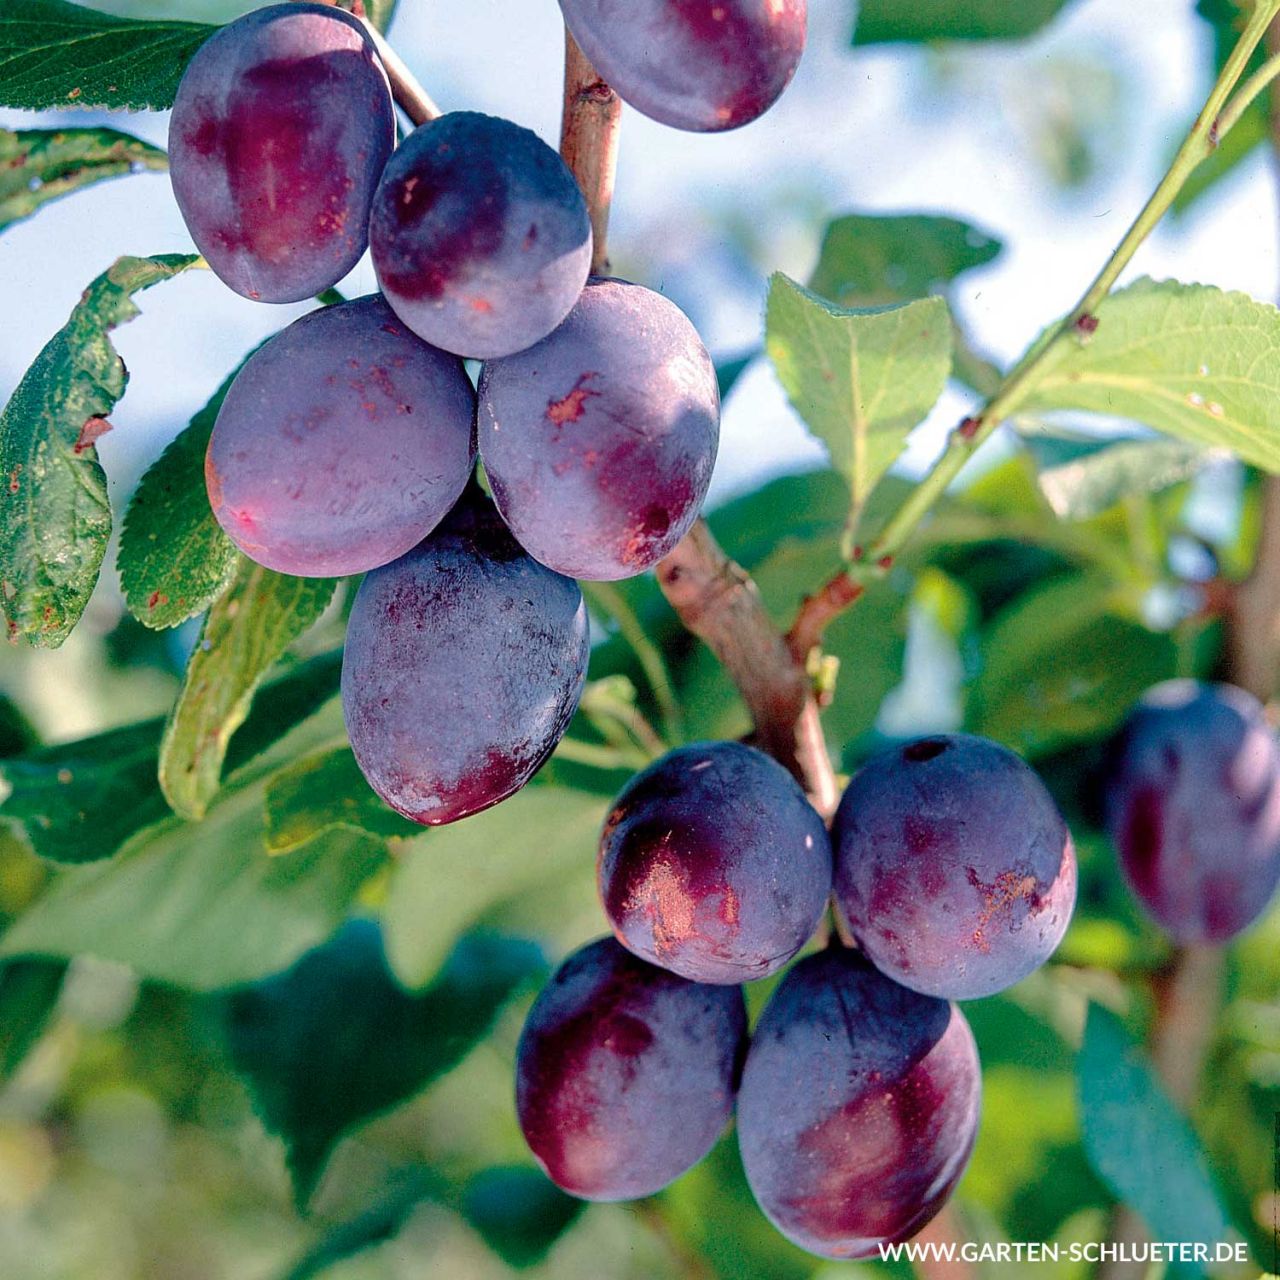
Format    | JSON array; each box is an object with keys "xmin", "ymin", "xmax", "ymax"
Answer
[
  {"xmin": 515, "ymin": 936, "xmax": 747, "ymax": 1201},
  {"xmin": 832, "ymin": 733, "xmax": 1077, "ymax": 1000},
  {"xmin": 341, "ymin": 491, "xmax": 589, "ymax": 826},
  {"xmin": 477, "ymin": 278, "xmax": 720, "ymax": 581},
  {"xmin": 169, "ymin": 3, "xmax": 394, "ymax": 303},
  {"xmin": 205, "ymin": 296, "xmax": 476, "ymax": 578},
  {"xmin": 598, "ymin": 741, "xmax": 832, "ymax": 983},
  {"xmin": 558, "ymin": 0, "xmax": 807, "ymax": 133},
  {"xmin": 737, "ymin": 946, "xmax": 980, "ymax": 1260},
  {"xmin": 1105, "ymin": 680, "xmax": 1280, "ymax": 945},
  {"xmin": 370, "ymin": 112, "xmax": 592, "ymax": 360}
]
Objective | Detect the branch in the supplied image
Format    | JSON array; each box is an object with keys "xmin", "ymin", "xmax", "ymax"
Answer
[
  {"xmin": 854, "ymin": 0, "xmax": 1280, "ymax": 580},
  {"xmin": 786, "ymin": 570, "xmax": 864, "ymax": 665},
  {"xmin": 559, "ymin": 29, "xmax": 622, "ymax": 276},
  {"xmin": 656, "ymin": 522, "xmax": 840, "ymax": 816},
  {"xmin": 363, "ymin": 18, "xmax": 441, "ymax": 125}
]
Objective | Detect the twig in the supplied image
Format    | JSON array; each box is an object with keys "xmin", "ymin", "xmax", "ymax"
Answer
[
  {"xmin": 786, "ymin": 570, "xmax": 864, "ymax": 665},
  {"xmin": 857, "ymin": 0, "xmax": 1280, "ymax": 580},
  {"xmin": 301, "ymin": 0, "xmax": 442, "ymax": 125},
  {"xmin": 559, "ymin": 29, "xmax": 623, "ymax": 276},
  {"xmin": 363, "ymin": 19, "xmax": 442, "ymax": 125},
  {"xmin": 656, "ymin": 522, "xmax": 840, "ymax": 816}
]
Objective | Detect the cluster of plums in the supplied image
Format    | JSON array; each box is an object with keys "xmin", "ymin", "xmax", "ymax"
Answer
[
  {"xmin": 160, "ymin": 0, "xmax": 1280, "ymax": 1264},
  {"xmin": 518, "ymin": 733, "xmax": 1077, "ymax": 1257},
  {"xmin": 167, "ymin": 0, "xmax": 803, "ymax": 819},
  {"xmin": 516, "ymin": 681, "xmax": 1280, "ymax": 1259}
]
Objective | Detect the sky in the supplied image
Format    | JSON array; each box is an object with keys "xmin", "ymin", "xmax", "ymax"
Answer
[{"xmin": 2, "ymin": 0, "xmax": 1277, "ymax": 510}]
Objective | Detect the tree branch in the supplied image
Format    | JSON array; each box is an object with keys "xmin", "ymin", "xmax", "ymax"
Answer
[
  {"xmin": 655, "ymin": 522, "xmax": 840, "ymax": 816},
  {"xmin": 786, "ymin": 570, "xmax": 864, "ymax": 665},
  {"xmin": 559, "ymin": 30, "xmax": 622, "ymax": 276}
]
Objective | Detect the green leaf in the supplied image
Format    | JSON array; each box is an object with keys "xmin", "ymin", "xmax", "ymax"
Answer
[
  {"xmin": 853, "ymin": 0, "xmax": 1075, "ymax": 43},
  {"xmin": 461, "ymin": 1167, "xmax": 584, "ymax": 1268},
  {"xmin": 383, "ymin": 786, "xmax": 608, "ymax": 990},
  {"xmin": 0, "ymin": 958, "xmax": 66, "ymax": 1080},
  {"xmin": 1021, "ymin": 278, "xmax": 1280, "ymax": 473},
  {"xmin": 0, "ymin": 648, "xmax": 342, "ymax": 868},
  {"xmin": 0, "ymin": 127, "xmax": 167, "ymax": 233},
  {"xmin": 118, "ymin": 365, "xmax": 241, "ymax": 630},
  {"xmin": 808, "ymin": 213, "xmax": 1002, "ymax": 306},
  {"xmin": 1026, "ymin": 435, "xmax": 1206, "ymax": 519},
  {"xmin": 281, "ymin": 1167, "xmax": 443, "ymax": 1280},
  {"xmin": 967, "ymin": 575, "xmax": 1178, "ymax": 758},
  {"xmin": 1078, "ymin": 1005, "xmax": 1231, "ymax": 1259},
  {"xmin": 0, "ymin": 719, "xmax": 168, "ymax": 863},
  {"xmin": 0, "ymin": 253, "xmax": 200, "ymax": 648},
  {"xmin": 0, "ymin": 696, "xmax": 38, "ymax": 758},
  {"xmin": 0, "ymin": 784, "xmax": 385, "ymax": 990},
  {"xmin": 0, "ymin": 0, "xmax": 215, "ymax": 111},
  {"xmin": 766, "ymin": 274, "xmax": 952, "ymax": 520},
  {"xmin": 264, "ymin": 747, "xmax": 421, "ymax": 854},
  {"xmin": 159, "ymin": 560, "xmax": 336, "ymax": 820},
  {"xmin": 220, "ymin": 921, "xmax": 543, "ymax": 1206}
]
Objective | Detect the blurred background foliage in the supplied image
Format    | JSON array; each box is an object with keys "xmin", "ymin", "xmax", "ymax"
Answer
[{"xmin": 0, "ymin": 0, "xmax": 1279, "ymax": 1278}]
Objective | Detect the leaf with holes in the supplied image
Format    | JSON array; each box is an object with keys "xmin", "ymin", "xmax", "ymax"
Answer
[
  {"xmin": 766, "ymin": 274, "xmax": 951, "ymax": 527},
  {"xmin": 0, "ymin": 127, "xmax": 167, "ymax": 233},
  {"xmin": 159, "ymin": 560, "xmax": 336, "ymax": 820},
  {"xmin": 264, "ymin": 747, "xmax": 421, "ymax": 854},
  {"xmin": 118, "ymin": 365, "xmax": 242, "ymax": 630},
  {"xmin": 1021, "ymin": 278, "xmax": 1280, "ymax": 473},
  {"xmin": 0, "ymin": 254, "xmax": 200, "ymax": 647},
  {"xmin": 219, "ymin": 921, "xmax": 543, "ymax": 1206},
  {"xmin": 0, "ymin": 0, "xmax": 215, "ymax": 111}
]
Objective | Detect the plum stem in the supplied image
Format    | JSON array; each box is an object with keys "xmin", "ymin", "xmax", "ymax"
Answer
[
  {"xmin": 559, "ymin": 29, "xmax": 622, "ymax": 275},
  {"xmin": 655, "ymin": 521, "xmax": 840, "ymax": 817},
  {"xmin": 300, "ymin": 0, "xmax": 442, "ymax": 125},
  {"xmin": 363, "ymin": 19, "xmax": 442, "ymax": 126}
]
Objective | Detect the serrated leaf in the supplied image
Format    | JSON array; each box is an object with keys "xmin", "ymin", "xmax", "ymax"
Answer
[
  {"xmin": 220, "ymin": 921, "xmax": 543, "ymax": 1206},
  {"xmin": 1078, "ymin": 1005, "xmax": 1230, "ymax": 1262},
  {"xmin": 0, "ymin": 958, "xmax": 66, "ymax": 1080},
  {"xmin": 0, "ymin": 783, "xmax": 384, "ymax": 990},
  {"xmin": 264, "ymin": 747, "xmax": 420, "ymax": 854},
  {"xmin": 0, "ymin": 253, "xmax": 200, "ymax": 647},
  {"xmin": 0, "ymin": 719, "xmax": 168, "ymax": 863},
  {"xmin": 766, "ymin": 274, "xmax": 952, "ymax": 519},
  {"xmin": 0, "ymin": 127, "xmax": 167, "ymax": 233},
  {"xmin": 1026, "ymin": 435, "xmax": 1208, "ymax": 519},
  {"xmin": 0, "ymin": 0, "xmax": 215, "ymax": 111},
  {"xmin": 119, "ymin": 366, "xmax": 241, "ymax": 630},
  {"xmin": 853, "ymin": 0, "xmax": 1075, "ymax": 43},
  {"xmin": 159, "ymin": 560, "xmax": 336, "ymax": 820},
  {"xmin": 808, "ymin": 212, "xmax": 1002, "ymax": 306},
  {"xmin": 383, "ymin": 787, "xmax": 608, "ymax": 989},
  {"xmin": 967, "ymin": 575, "xmax": 1177, "ymax": 758},
  {"xmin": 1021, "ymin": 278, "xmax": 1280, "ymax": 473}
]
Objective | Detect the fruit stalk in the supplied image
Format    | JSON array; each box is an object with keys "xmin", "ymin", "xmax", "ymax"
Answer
[
  {"xmin": 297, "ymin": 0, "xmax": 441, "ymax": 124},
  {"xmin": 655, "ymin": 522, "xmax": 839, "ymax": 815},
  {"xmin": 560, "ymin": 29, "xmax": 622, "ymax": 275}
]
